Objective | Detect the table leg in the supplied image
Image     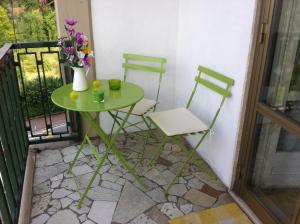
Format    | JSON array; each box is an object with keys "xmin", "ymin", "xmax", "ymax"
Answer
[
  {"xmin": 77, "ymin": 105, "xmax": 144, "ymax": 207},
  {"xmin": 89, "ymin": 118, "xmax": 145, "ymax": 187},
  {"xmin": 67, "ymin": 113, "xmax": 99, "ymax": 174},
  {"xmin": 78, "ymin": 146, "xmax": 111, "ymax": 207},
  {"xmin": 85, "ymin": 135, "xmax": 103, "ymax": 162},
  {"xmin": 68, "ymin": 128, "xmax": 92, "ymax": 174}
]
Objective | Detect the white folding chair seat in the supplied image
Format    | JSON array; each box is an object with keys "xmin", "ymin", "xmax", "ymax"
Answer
[
  {"xmin": 118, "ymin": 98, "xmax": 157, "ymax": 116},
  {"xmin": 148, "ymin": 107, "xmax": 209, "ymax": 136}
]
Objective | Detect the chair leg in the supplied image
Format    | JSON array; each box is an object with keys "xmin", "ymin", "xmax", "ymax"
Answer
[
  {"xmin": 134, "ymin": 130, "xmax": 149, "ymax": 166},
  {"xmin": 165, "ymin": 149, "xmax": 195, "ymax": 194},
  {"xmin": 108, "ymin": 111, "xmax": 130, "ymax": 144},
  {"xmin": 141, "ymin": 115, "xmax": 158, "ymax": 142},
  {"xmin": 148, "ymin": 136, "xmax": 169, "ymax": 166},
  {"xmin": 165, "ymin": 144, "xmax": 214, "ymax": 194},
  {"xmin": 165, "ymin": 132, "xmax": 215, "ymax": 193},
  {"xmin": 171, "ymin": 135, "xmax": 212, "ymax": 173},
  {"xmin": 109, "ymin": 111, "xmax": 118, "ymax": 137}
]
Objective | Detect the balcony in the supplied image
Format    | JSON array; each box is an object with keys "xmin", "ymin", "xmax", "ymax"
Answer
[
  {"xmin": 1, "ymin": 0, "xmax": 300, "ymax": 224},
  {"xmin": 0, "ymin": 42, "xmax": 249, "ymax": 224}
]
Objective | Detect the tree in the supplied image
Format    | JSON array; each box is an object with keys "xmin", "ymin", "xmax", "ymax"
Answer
[
  {"xmin": 42, "ymin": 7, "xmax": 57, "ymax": 40},
  {"xmin": 0, "ymin": 0, "xmax": 39, "ymax": 9},
  {"xmin": 0, "ymin": 6, "xmax": 14, "ymax": 47},
  {"xmin": 14, "ymin": 6, "xmax": 57, "ymax": 42},
  {"xmin": 22, "ymin": 0, "xmax": 39, "ymax": 10},
  {"xmin": 0, "ymin": 0, "xmax": 11, "ymax": 8},
  {"xmin": 16, "ymin": 10, "xmax": 46, "ymax": 41}
]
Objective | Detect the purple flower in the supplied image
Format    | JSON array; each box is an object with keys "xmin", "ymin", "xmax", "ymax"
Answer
[
  {"xmin": 57, "ymin": 38, "xmax": 64, "ymax": 46},
  {"xmin": 68, "ymin": 28, "xmax": 75, "ymax": 36},
  {"xmin": 83, "ymin": 35, "xmax": 89, "ymax": 46},
  {"xmin": 66, "ymin": 47, "xmax": 75, "ymax": 54},
  {"xmin": 75, "ymin": 32, "xmax": 84, "ymax": 45},
  {"xmin": 83, "ymin": 56, "xmax": 93, "ymax": 68},
  {"xmin": 65, "ymin": 19, "xmax": 78, "ymax": 26}
]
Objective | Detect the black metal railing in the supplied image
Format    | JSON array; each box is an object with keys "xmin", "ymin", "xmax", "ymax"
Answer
[
  {"xmin": 0, "ymin": 41, "xmax": 82, "ymax": 223},
  {"xmin": 0, "ymin": 44, "xmax": 28, "ymax": 224},
  {"xmin": 12, "ymin": 41, "xmax": 81, "ymax": 144}
]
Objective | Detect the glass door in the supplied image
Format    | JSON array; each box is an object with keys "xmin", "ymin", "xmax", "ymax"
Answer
[{"xmin": 235, "ymin": 0, "xmax": 300, "ymax": 223}]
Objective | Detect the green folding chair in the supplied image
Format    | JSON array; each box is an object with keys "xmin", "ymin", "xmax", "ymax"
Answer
[
  {"xmin": 109, "ymin": 53, "xmax": 167, "ymax": 143},
  {"xmin": 148, "ymin": 65, "xmax": 234, "ymax": 193}
]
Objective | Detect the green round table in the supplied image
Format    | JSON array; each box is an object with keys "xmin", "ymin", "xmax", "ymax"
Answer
[
  {"xmin": 51, "ymin": 80, "xmax": 144, "ymax": 208},
  {"xmin": 51, "ymin": 80, "xmax": 144, "ymax": 112}
]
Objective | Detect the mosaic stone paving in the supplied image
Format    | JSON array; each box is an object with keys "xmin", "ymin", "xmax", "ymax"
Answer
[{"xmin": 30, "ymin": 132, "xmax": 233, "ymax": 224}]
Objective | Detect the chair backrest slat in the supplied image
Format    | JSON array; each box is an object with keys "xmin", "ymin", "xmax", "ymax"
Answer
[
  {"xmin": 122, "ymin": 63, "xmax": 165, "ymax": 74},
  {"xmin": 195, "ymin": 76, "xmax": 230, "ymax": 97},
  {"xmin": 123, "ymin": 53, "xmax": 167, "ymax": 63},
  {"xmin": 198, "ymin": 66, "xmax": 234, "ymax": 86},
  {"xmin": 186, "ymin": 65, "xmax": 234, "ymax": 114},
  {"xmin": 186, "ymin": 66, "xmax": 234, "ymax": 128}
]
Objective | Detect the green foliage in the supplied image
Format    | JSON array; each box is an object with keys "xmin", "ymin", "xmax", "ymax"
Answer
[
  {"xmin": 18, "ymin": 52, "xmax": 60, "ymax": 80},
  {"xmin": 0, "ymin": 2, "xmax": 61, "ymax": 120},
  {"xmin": 22, "ymin": 0, "xmax": 39, "ymax": 10},
  {"xmin": 0, "ymin": 0, "xmax": 11, "ymax": 8},
  {"xmin": 16, "ymin": 7, "xmax": 57, "ymax": 42},
  {"xmin": 42, "ymin": 7, "xmax": 57, "ymax": 40},
  {"xmin": 0, "ymin": 6, "xmax": 14, "ymax": 46},
  {"xmin": 0, "ymin": 0, "xmax": 39, "ymax": 10},
  {"xmin": 0, "ymin": 3, "xmax": 57, "ymax": 47},
  {"xmin": 16, "ymin": 10, "xmax": 46, "ymax": 41},
  {"xmin": 25, "ymin": 76, "xmax": 63, "ymax": 117}
]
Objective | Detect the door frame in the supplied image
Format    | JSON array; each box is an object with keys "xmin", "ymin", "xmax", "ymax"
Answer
[{"xmin": 233, "ymin": 0, "xmax": 300, "ymax": 223}]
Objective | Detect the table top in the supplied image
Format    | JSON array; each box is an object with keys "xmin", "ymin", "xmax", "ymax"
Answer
[{"xmin": 51, "ymin": 80, "xmax": 144, "ymax": 112}]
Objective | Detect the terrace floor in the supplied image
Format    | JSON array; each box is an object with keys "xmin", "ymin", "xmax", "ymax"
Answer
[{"xmin": 30, "ymin": 131, "xmax": 233, "ymax": 224}]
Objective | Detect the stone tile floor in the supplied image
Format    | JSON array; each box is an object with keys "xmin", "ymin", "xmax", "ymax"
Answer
[{"xmin": 31, "ymin": 131, "xmax": 233, "ymax": 224}]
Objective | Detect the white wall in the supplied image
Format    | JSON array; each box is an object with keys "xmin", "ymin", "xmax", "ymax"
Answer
[
  {"xmin": 91, "ymin": 0, "xmax": 256, "ymax": 187},
  {"xmin": 91, "ymin": 0, "xmax": 179, "ymax": 132},
  {"xmin": 175, "ymin": 0, "xmax": 256, "ymax": 186}
]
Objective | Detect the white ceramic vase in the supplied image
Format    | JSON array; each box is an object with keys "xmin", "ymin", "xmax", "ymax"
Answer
[{"xmin": 72, "ymin": 66, "xmax": 89, "ymax": 91}]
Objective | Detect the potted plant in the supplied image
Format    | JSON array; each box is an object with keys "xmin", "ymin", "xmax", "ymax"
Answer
[{"xmin": 58, "ymin": 19, "xmax": 93, "ymax": 91}]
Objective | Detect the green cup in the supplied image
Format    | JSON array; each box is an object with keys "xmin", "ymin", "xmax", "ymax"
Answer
[
  {"xmin": 109, "ymin": 79, "xmax": 121, "ymax": 90},
  {"xmin": 92, "ymin": 89, "xmax": 104, "ymax": 103}
]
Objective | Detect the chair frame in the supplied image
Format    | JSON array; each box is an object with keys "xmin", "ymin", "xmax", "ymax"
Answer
[
  {"xmin": 148, "ymin": 65, "xmax": 234, "ymax": 193},
  {"xmin": 109, "ymin": 53, "xmax": 167, "ymax": 144}
]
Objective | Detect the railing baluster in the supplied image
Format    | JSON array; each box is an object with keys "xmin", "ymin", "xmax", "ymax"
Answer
[
  {"xmin": 0, "ymin": 74, "xmax": 25, "ymax": 173},
  {"xmin": 40, "ymin": 52, "xmax": 53, "ymax": 135},
  {"xmin": 0, "ymin": 180, "xmax": 13, "ymax": 224},
  {"xmin": 0, "ymin": 144, "xmax": 17, "ymax": 219},
  {"xmin": 0, "ymin": 47, "xmax": 25, "ymax": 224},
  {"xmin": 5, "ymin": 64, "xmax": 26, "ymax": 162},
  {"xmin": 0, "ymin": 79, "xmax": 22, "ymax": 185},
  {"xmin": 9, "ymin": 58, "xmax": 28, "ymax": 150},
  {"xmin": 56, "ymin": 52, "xmax": 70, "ymax": 134},
  {"xmin": 0, "ymin": 110, "xmax": 19, "ymax": 202},
  {"xmin": 16, "ymin": 53, "xmax": 34, "ymax": 138},
  {"xmin": 33, "ymin": 52, "xmax": 49, "ymax": 136}
]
